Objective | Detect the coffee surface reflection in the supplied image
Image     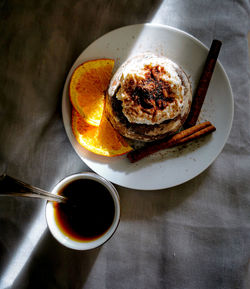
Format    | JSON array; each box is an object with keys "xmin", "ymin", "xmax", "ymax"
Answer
[{"xmin": 54, "ymin": 179, "xmax": 115, "ymax": 242}]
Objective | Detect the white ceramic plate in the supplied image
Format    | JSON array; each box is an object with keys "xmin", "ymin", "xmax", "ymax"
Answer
[{"xmin": 62, "ymin": 23, "xmax": 233, "ymax": 190}]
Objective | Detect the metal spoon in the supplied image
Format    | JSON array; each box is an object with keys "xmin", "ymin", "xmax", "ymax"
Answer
[{"xmin": 0, "ymin": 174, "xmax": 66, "ymax": 203}]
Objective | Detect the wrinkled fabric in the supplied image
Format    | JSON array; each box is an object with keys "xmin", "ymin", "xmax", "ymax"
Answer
[{"xmin": 0, "ymin": 0, "xmax": 250, "ymax": 288}]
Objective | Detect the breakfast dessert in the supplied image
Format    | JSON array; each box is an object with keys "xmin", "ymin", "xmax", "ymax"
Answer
[
  {"xmin": 105, "ymin": 53, "xmax": 192, "ymax": 142},
  {"xmin": 69, "ymin": 39, "xmax": 220, "ymax": 160},
  {"xmin": 127, "ymin": 40, "xmax": 221, "ymax": 162}
]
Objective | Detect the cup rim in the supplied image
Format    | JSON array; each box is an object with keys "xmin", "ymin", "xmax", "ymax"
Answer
[{"xmin": 46, "ymin": 172, "xmax": 120, "ymax": 250}]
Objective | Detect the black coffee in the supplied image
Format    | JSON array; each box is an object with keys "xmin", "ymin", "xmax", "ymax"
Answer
[{"xmin": 54, "ymin": 179, "xmax": 115, "ymax": 241}]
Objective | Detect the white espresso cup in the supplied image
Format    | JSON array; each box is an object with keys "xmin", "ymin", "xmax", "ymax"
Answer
[{"xmin": 46, "ymin": 172, "xmax": 120, "ymax": 250}]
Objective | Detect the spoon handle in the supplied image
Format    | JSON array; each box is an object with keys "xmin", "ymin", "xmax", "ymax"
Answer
[{"xmin": 0, "ymin": 174, "xmax": 66, "ymax": 203}]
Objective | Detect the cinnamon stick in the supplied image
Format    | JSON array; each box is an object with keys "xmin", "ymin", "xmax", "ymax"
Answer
[
  {"xmin": 184, "ymin": 39, "xmax": 222, "ymax": 128},
  {"xmin": 127, "ymin": 121, "xmax": 216, "ymax": 163}
]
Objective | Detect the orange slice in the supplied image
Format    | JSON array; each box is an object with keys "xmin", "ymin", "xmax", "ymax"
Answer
[
  {"xmin": 69, "ymin": 59, "xmax": 114, "ymax": 127},
  {"xmin": 72, "ymin": 108, "xmax": 132, "ymax": 157}
]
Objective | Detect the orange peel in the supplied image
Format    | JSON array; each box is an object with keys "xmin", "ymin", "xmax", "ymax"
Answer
[
  {"xmin": 69, "ymin": 59, "xmax": 115, "ymax": 126},
  {"xmin": 72, "ymin": 108, "xmax": 132, "ymax": 157}
]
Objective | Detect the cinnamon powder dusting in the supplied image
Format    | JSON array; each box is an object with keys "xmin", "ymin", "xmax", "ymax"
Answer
[{"xmin": 124, "ymin": 65, "xmax": 176, "ymax": 112}]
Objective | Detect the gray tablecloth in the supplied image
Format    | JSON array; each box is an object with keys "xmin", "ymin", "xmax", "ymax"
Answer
[{"xmin": 0, "ymin": 1, "xmax": 250, "ymax": 288}]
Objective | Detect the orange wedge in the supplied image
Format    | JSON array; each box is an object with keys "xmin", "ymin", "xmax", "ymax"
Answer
[
  {"xmin": 69, "ymin": 59, "xmax": 115, "ymax": 127},
  {"xmin": 72, "ymin": 108, "xmax": 132, "ymax": 157}
]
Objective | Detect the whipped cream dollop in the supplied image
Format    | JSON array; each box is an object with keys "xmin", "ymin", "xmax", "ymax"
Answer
[{"xmin": 115, "ymin": 54, "xmax": 188, "ymax": 125}]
